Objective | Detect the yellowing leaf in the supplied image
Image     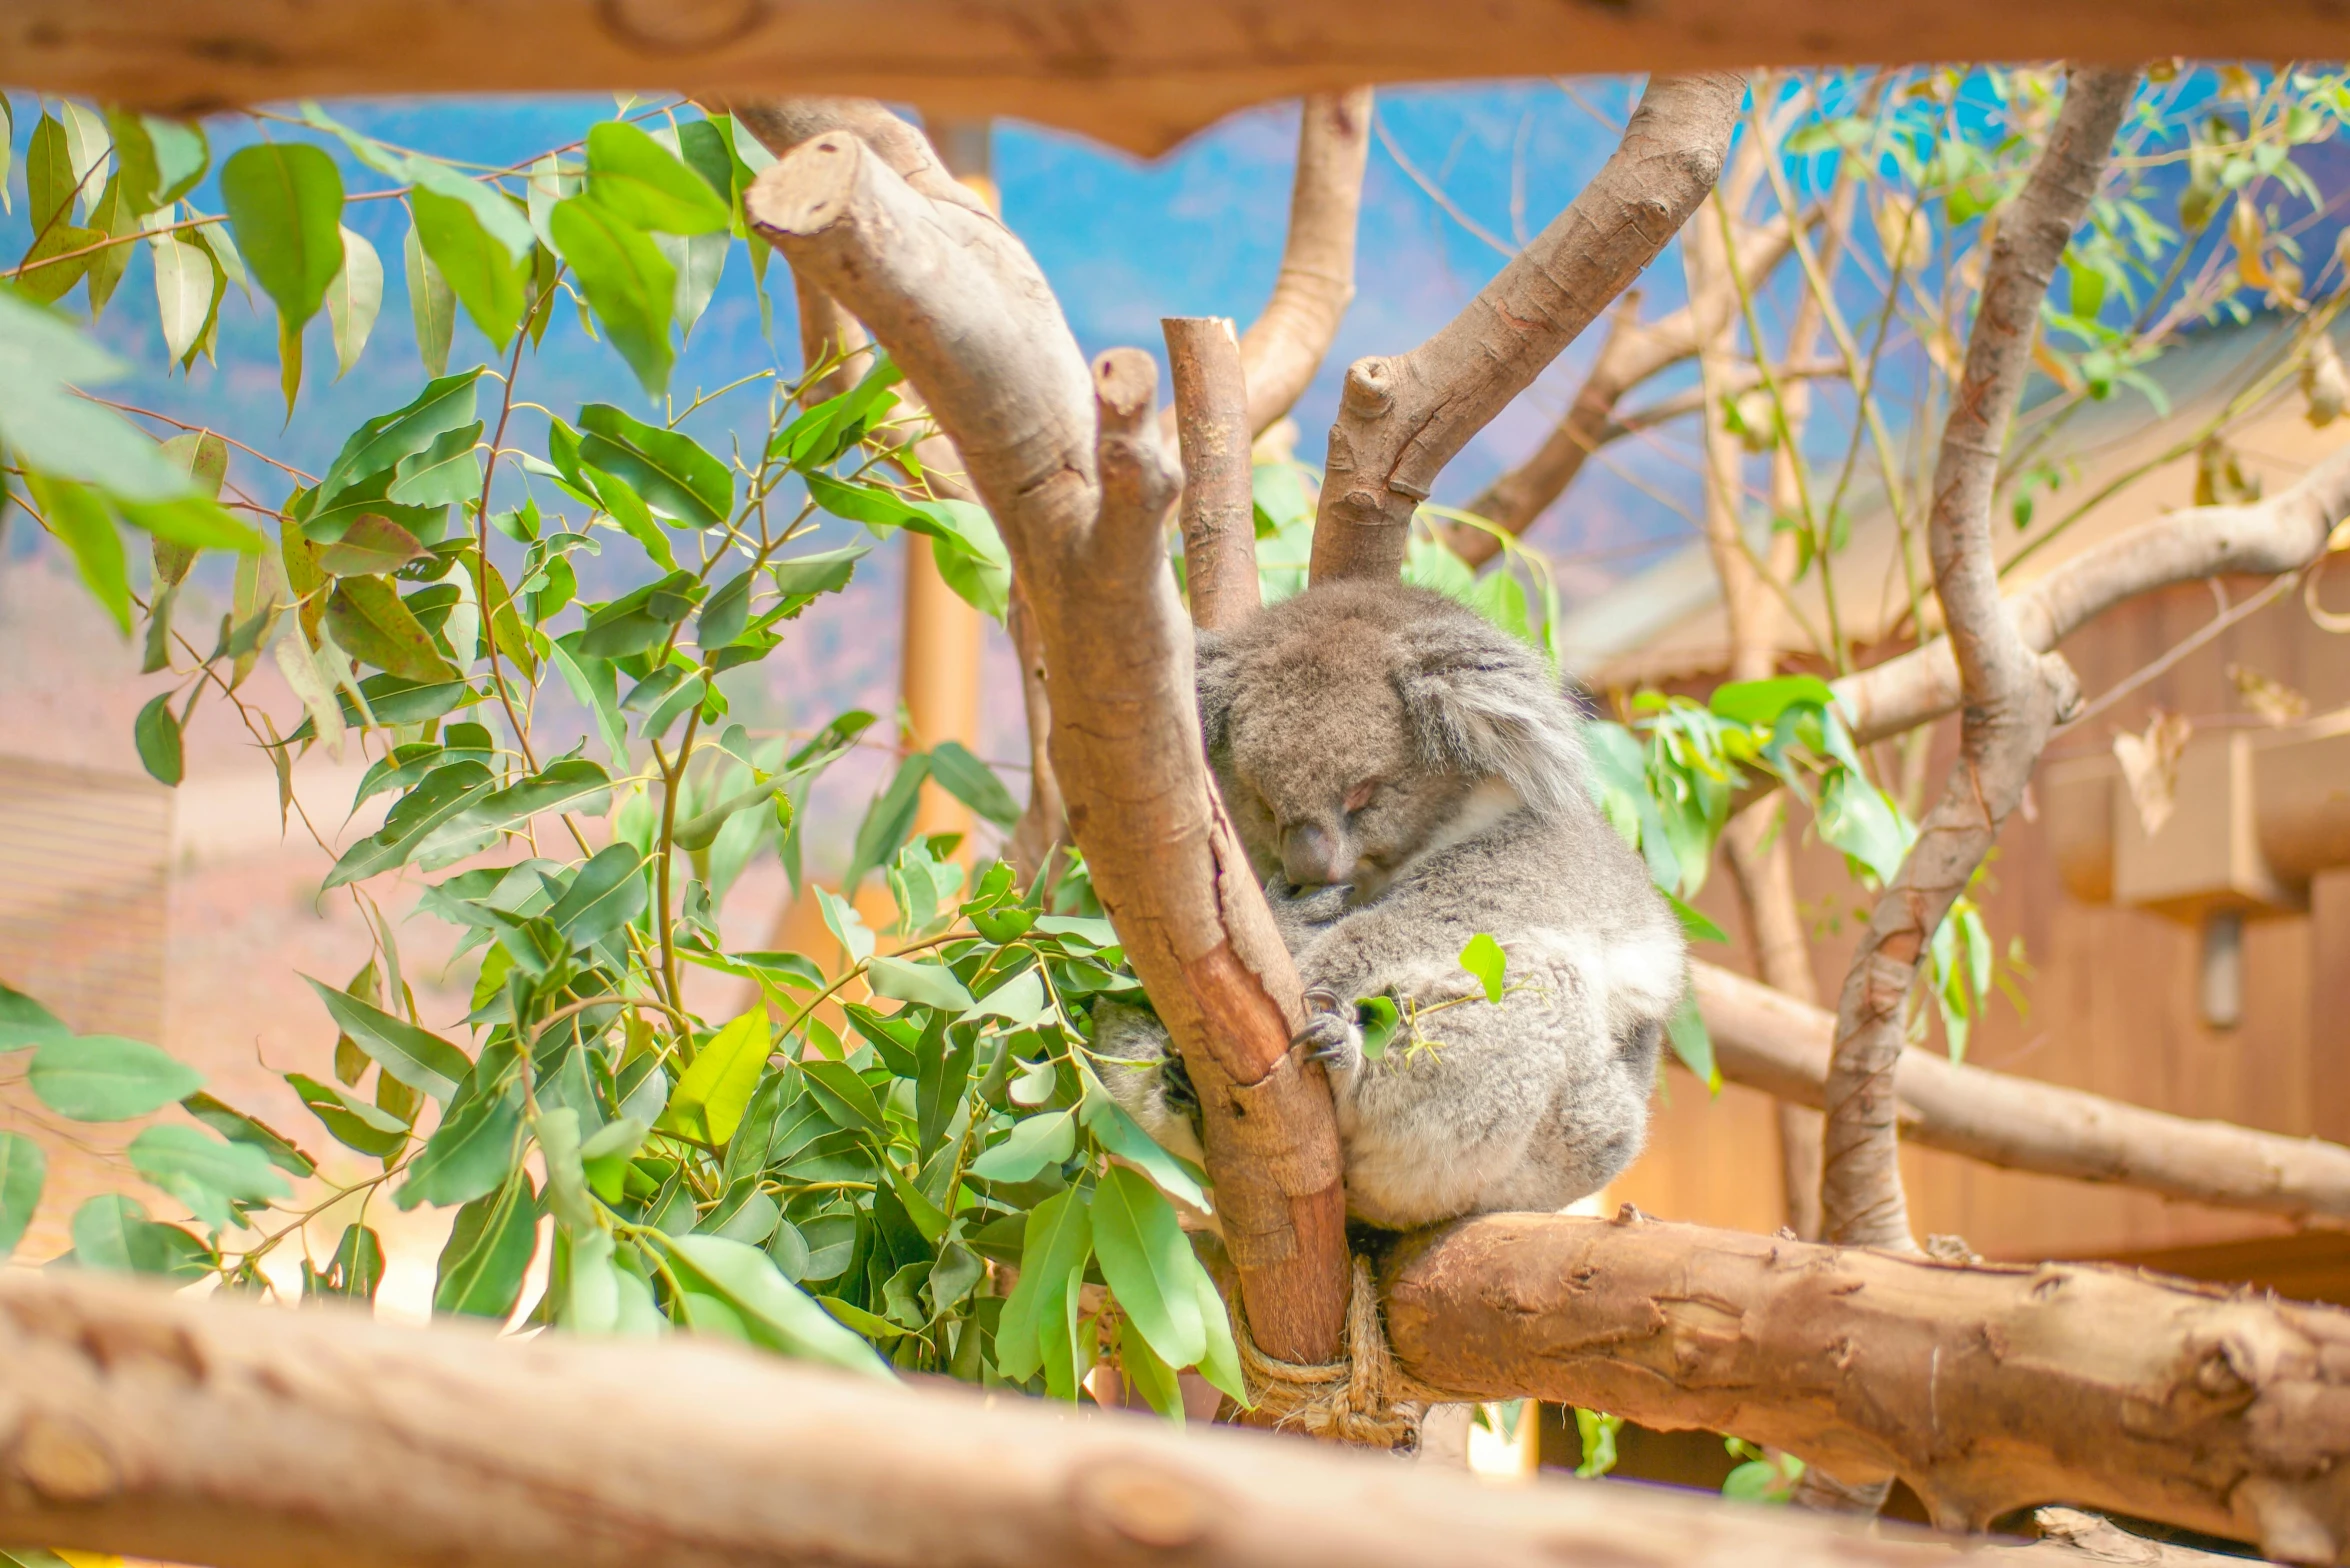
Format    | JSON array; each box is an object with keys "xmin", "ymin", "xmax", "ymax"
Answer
[{"xmin": 661, "ymin": 1008, "xmax": 771, "ymax": 1146}]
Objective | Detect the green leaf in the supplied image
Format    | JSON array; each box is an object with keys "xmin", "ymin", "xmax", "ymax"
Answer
[
  {"xmin": 150, "ymin": 231, "xmax": 217, "ymax": 365},
  {"xmin": 318, "ymin": 513, "xmax": 427, "ymax": 577},
  {"xmin": 0, "ymin": 1132, "xmax": 45, "ymax": 1260},
  {"xmin": 413, "ymin": 185, "xmax": 528, "ymax": 350},
  {"xmin": 662, "ymin": 1234, "xmax": 896, "ymax": 1378},
  {"xmin": 546, "ymin": 843, "xmax": 647, "ymax": 943},
  {"xmin": 866, "ymin": 954, "xmax": 976, "ymax": 1012},
  {"xmin": 288, "ymin": 1070, "xmax": 410, "ymax": 1157},
  {"xmin": 433, "ymin": 1169, "xmax": 540, "ymax": 1317},
  {"xmin": 326, "ymin": 574, "xmax": 461, "ymax": 683},
  {"xmin": 219, "ymin": 142, "xmax": 345, "ymax": 328},
  {"xmin": 969, "ymin": 1108, "xmax": 1075, "ymax": 1183},
  {"xmin": 995, "ymin": 1185, "xmax": 1091, "ymax": 1394},
  {"xmin": 0, "ymin": 294, "xmax": 188, "ymax": 499},
  {"xmin": 181, "ymin": 1090, "xmax": 315, "ymax": 1178},
  {"xmin": 398, "ymin": 1066, "xmax": 525, "ymax": 1210},
  {"xmin": 28, "ymin": 472, "xmax": 129, "ymax": 634},
  {"xmin": 549, "ymin": 194, "xmax": 676, "ymax": 396},
  {"xmin": 0, "ymin": 982, "xmax": 69, "ymax": 1050},
  {"xmin": 326, "ymin": 224, "xmax": 383, "ymax": 379},
  {"xmin": 661, "ymin": 1009, "xmax": 772, "ymax": 1147},
  {"xmin": 323, "ymin": 760, "xmax": 498, "ymax": 887},
  {"xmin": 1708, "ymin": 675, "xmax": 1836, "ymax": 727},
  {"xmin": 1666, "ymin": 984, "xmax": 1718, "ymax": 1090},
  {"xmin": 584, "ymin": 122, "xmax": 732, "ymax": 235},
  {"xmin": 1092, "ymin": 1165, "xmax": 1207, "ymax": 1370},
  {"xmin": 577, "ymin": 403, "xmax": 732, "ymax": 530},
  {"xmin": 128, "ymin": 1123, "xmax": 292, "ymax": 1231},
  {"xmin": 303, "ymin": 975, "xmax": 473, "ymax": 1102},
  {"xmin": 844, "ymin": 753, "xmax": 929, "ymax": 893},
  {"xmin": 405, "ymin": 221, "xmax": 456, "ymax": 378},
  {"xmin": 314, "ymin": 367, "xmax": 483, "ymax": 509},
  {"xmin": 386, "ymin": 418, "xmax": 485, "ymax": 507},
  {"xmin": 767, "ymin": 542, "xmax": 869, "ymax": 598},
  {"xmin": 1077, "ymin": 1087, "xmax": 1209, "ymax": 1211},
  {"xmin": 578, "ymin": 569, "xmax": 703, "ymax": 658},
  {"xmin": 800, "ymin": 1058, "xmax": 889, "ymax": 1138},
  {"xmin": 133, "ymin": 691, "xmax": 184, "ymax": 786},
  {"xmin": 1667, "ymin": 890, "xmax": 1729, "ymax": 946},
  {"xmin": 117, "ymin": 492, "xmax": 263, "ymax": 555},
  {"xmin": 30, "ymin": 1032, "xmax": 203, "ymax": 1121},
  {"xmin": 926, "ymin": 741, "xmax": 1020, "ymax": 829},
  {"xmin": 69, "ymin": 1194, "xmax": 210, "ymax": 1279},
  {"xmin": 316, "ymin": 1222, "xmax": 386, "ymax": 1301},
  {"xmin": 1458, "ymin": 932, "xmax": 1507, "ymax": 1004}
]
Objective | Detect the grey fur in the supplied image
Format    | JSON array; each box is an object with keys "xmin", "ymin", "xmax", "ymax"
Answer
[{"xmin": 1099, "ymin": 579, "xmax": 1685, "ymax": 1230}]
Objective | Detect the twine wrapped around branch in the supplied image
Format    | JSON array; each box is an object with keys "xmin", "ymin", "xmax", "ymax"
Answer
[{"xmin": 1231, "ymin": 1257, "xmax": 1444, "ymax": 1449}]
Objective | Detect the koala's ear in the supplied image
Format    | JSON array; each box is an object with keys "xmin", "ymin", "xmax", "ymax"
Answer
[
  {"xmin": 1194, "ymin": 628, "xmax": 1239, "ymax": 756},
  {"xmin": 1392, "ymin": 617, "xmax": 1585, "ymax": 815}
]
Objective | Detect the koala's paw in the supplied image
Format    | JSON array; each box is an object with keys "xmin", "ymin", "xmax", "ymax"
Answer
[{"xmin": 1294, "ymin": 986, "xmax": 1363, "ymax": 1077}]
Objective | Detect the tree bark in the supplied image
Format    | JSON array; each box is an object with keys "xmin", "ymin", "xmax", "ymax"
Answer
[
  {"xmin": 1236, "ymin": 89, "xmax": 1373, "ymax": 436},
  {"xmin": 748, "ymin": 134, "xmax": 1351, "ymax": 1366},
  {"xmin": 1833, "ymin": 442, "xmax": 2350, "ymax": 746},
  {"xmin": 1385, "ymin": 1209, "xmax": 2350, "ymax": 1563},
  {"xmin": 1820, "ymin": 67, "xmax": 2137, "ymax": 1254},
  {"xmin": 1696, "ymin": 959, "xmax": 2350, "ymax": 1225},
  {"xmin": 1165, "ymin": 316, "xmax": 1262, "ymax": 633},
  {"xmin": 1311, "ymin": 72, "xmax": 1747, "ymax": 584},
  {"xmin": 1443, "ymin": 212, "xmax": 1805, "ymax": 567},
  {"xmin": 0, "ymin": 1268, "xmax": 2077, "ymax": 1568}
]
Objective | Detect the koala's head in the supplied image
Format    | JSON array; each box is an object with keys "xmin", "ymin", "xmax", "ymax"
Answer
[{"xmin": 1196, "ymin": 579, "xmax": 1586, "ymax": 900}]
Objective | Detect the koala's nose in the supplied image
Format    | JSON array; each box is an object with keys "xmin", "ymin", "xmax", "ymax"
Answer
[{"xmin": 1281, "ymin": 823, "xmax": 1352, "ymax": 887}]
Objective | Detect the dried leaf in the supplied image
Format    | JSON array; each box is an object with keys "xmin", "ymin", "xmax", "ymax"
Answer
[
  {"xmin": 2112, "ymin": 710, "xmax": 2194, "ymax": 838},
  {"xmin": 2304, "ymin": 334, "xmax": 2348, "ymax": 429},
  {"xmin": 2193, "ymin": 438, "xmax": 2261, "ymax": 509},
  {"xmin": 2227, "ymin": 663, "xmax": 2308, "ymax": 727}
]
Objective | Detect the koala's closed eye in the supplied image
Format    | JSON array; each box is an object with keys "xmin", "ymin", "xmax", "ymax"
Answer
[{"xmin": 1343, "ymin": 779, "xmax": 1382, "ymax": 815}]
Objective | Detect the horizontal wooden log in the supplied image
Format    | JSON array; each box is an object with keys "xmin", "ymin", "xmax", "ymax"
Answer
[
  {"xmin": 0, "ymin": 1268, "xmax": 2011, "ymax": 1568},
  {"xmin": 1384, "ymin": 1209, "xmax": 2350, "ymax": 1563},
  {"xmin": 1695, "ymin": 959, "xmax": 2350, "ymax": 1225},
  {"xmin": 17, "ymin": 2, "xmax": 2344, "ymax": 156}
]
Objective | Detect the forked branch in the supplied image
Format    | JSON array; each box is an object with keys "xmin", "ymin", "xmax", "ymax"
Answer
[
  {"xmin": 1311, "ymin": 71, "xmax": 1747, "ymax": 582},
  {"xmin": 1165, "ymin": 316, "xmax": 1261, "ymax": 631}
]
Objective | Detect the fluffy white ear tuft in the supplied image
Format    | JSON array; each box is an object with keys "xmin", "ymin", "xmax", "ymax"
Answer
[{"xmin": 1391, "ymin": 617, "xmax": 1586, "ymax": 817}]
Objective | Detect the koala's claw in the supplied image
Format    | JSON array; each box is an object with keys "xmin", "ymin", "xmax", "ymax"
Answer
[{"xmin": 1294, "ymin": 1000, "xmax": 1362, "ymax": 1076}]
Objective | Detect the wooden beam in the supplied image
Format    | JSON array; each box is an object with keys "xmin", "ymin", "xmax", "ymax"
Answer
[{"xmin": 18, "ymin": 2, "xmax": 2340, "ymax": 156}]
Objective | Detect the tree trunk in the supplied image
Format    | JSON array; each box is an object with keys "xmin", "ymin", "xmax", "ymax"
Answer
[
  {"xmin": 1820, "ymin": 67, "xmax": 2137, "ymax": 1254},
  {"xmin": 1164, "ymin": 316, "xmax": 1262, "ymax": 633}
]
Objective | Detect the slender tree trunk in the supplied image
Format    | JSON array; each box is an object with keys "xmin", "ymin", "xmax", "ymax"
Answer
[{"xmin": 1820, "ymin": 66, "xmax": 2138, "ymax": 1253}]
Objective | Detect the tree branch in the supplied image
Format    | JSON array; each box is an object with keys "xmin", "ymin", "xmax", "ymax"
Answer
[
  {"xmin": 1833, "ymin": 442, "xmax": 2350, "ymax": 745},
  {"xmin": 1237, "ymin": 88, "xmax": 1373, "ymax": 435},
  {"xmin": 1311, "ymin": 71, "xmax": 1747, "ymax": 583},
  {"xmin": 1696, "ymin": 960, "xmax": 2350, "ymax": 1224},
  {"xmin": 1439, "ymin": 205, "xmax": 1803, "ymax": 568},
  {"xmin": 0, "ymin": 1268, "xmax": 2077, "ymax": 1568},
  {"xmin": 1164, "ymin": 316, "xmax": 1261, "ymax": 632},
  {"xmin": 747, "ymin": 131, "xmax": 1351, "ymax": 1365},
  {"xmin": 1385, "ymin": 1209, "xmax": 2350, "ymax": 1562},
  {"xmin": 1820, "ymin": 66, "xmax": 2138, "ymax": 1254}
]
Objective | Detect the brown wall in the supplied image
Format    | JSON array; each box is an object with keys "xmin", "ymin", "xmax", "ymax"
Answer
[{"xmin": 1612, "ymin": 575, "xmax": 2350, "ymax": 1279}]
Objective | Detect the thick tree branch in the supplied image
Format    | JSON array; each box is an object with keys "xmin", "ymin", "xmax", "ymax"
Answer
[
  {"xmin": 1833, "ymin": 443, "xmax": 2350, "ymax": 745},
  {"xmin": 0, "ymin": 1268, "xmax": 2069, "ymax": 1568},
  {"xmin": 1821, "ymin": 67, "xmax": 2137, "ymax": 1254},
  {"xmin": 747, "ymin": 131, "xmax": 1351, "ymax": 1365},
  {"xmin": 1440, "ymin": 208, "xmax": 1803, "ymax": 567},
  {"xmin": 1165, "ymin": 316, "xmax": 1262, "ymax": 632},
  {"xmin": 1696, "ymin": 961, "xmax": 2350, "ymax": 1224},
  {"xmin": 1385, "ymin": 1210, "xmax": 2350, "ymax": 1562},
  {"xmin": 1312, "ymin": 71, "xmax": 1747, "ymax": 583}
]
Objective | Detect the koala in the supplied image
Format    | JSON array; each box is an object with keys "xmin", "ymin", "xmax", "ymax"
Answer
[{"xmin": 1093, "ymin": 577, "xmax": 1686, "ymax": 1231}]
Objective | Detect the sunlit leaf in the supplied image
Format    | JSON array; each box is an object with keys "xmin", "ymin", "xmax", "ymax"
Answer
[
  {"xmin": 584, "ymin": 121, "xmax": 731, "ymax": 235},
  {"xmin": 0, "ymin": 1132, "xmax": 46, "ymax": 1260},
  {"xmin": 326, "ymin": 224, "xmax": 383, "ymax": 379},
  {"xmin": 548, "ymin": 195, "xmax": 675, "ymax": 396},
  {"xmin": 29, "ymin": 1033, "xmax": 203, "ymax": 1121},
  {"xmin": 413, "ymin": 186, "xmax": 527, "ymax": 350},
  {"xmin": 219, "ymin": 142, "xmax": 344, "ymax": 329}
]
